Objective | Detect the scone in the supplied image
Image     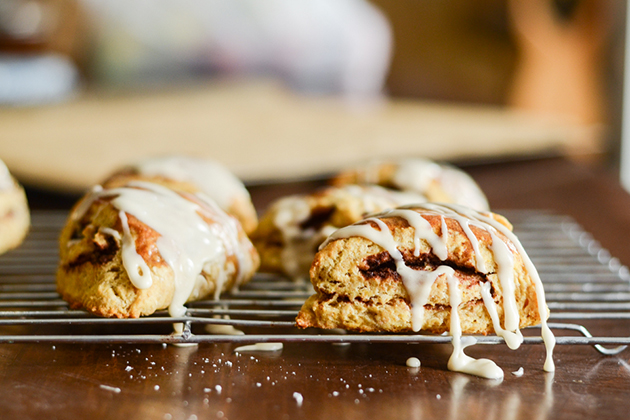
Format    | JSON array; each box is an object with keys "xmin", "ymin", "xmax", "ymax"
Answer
[
  {"xmin": 103, "ymin": 156, "xmax": 258, "ymax": 234},
  {"xmin": 297, "ymin": 203, "xmax": 550, "ymax": 336},
  {"xmin": 331, "ymin": 158, "xmax": 489, "ymax": 211},
  {"xmin": 57, "ymin": 181, "xmax": 259, "ymax": 318},
  {"xmin": 0, "ymin": 159, "xmax": 30, "ymax": 255},
  {"xmin": 297, "ymin": 203, "xmax": 556, "ymax": 376},
  {"xmin": 251, "ymin": 185, "xmax": 426, "ymax": 280}
]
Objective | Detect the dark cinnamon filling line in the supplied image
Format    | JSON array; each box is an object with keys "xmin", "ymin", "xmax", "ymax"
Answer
[
  {"xmin": 358, "ymin": 251, "xmax": 496, "ymax": 297},
  {"xmin": 299, "ymin": 205, "xmax": 335, "ymax": 231},
  {"xmin": 65, "ymin": 233, "xmax": 119, "ymax": 268}
]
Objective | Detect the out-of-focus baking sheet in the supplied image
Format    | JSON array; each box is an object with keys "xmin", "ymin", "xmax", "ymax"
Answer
[{"xmin": 0, "ymin": 80, "xmax": 600, "ymax": 193}]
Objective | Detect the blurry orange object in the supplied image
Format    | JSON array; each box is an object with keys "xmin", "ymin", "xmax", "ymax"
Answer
[{"xmin": 508, "ymin": 0, "xmax": 613, "ymax": 126}]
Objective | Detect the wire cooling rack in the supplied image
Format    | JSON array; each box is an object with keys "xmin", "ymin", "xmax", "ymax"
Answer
[{"xmin": 0, "ymin": 210, "xmax": 629, "ymax": 355}]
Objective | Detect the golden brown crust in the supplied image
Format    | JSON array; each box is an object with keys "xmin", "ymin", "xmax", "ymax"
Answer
[
  {"xmin": 0, "ymin": 178, "xmax": 30, "ymax": 255},
  {"xmin": 57, "ymin": 190, "xmax": 259, "ymax": 318},
  {"xmin": 296, "ymin": 209, "xmax": 542, "ymax": 334},
  {"xmin": 331, "ymin": 162, "xmax": 398, "ymax": 190}
]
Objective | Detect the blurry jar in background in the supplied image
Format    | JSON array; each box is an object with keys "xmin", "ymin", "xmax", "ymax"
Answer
[{"xmin": 0, "ymin": 0, "xmax": 86, "ymax": 105}]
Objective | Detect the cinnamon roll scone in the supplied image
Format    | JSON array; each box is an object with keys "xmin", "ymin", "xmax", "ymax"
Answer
[
  {"xmin": 331, "ymin": 158, "xmax": 489, "ymax": 212},
  {"xmin": 57, "ymin": 181, "xmax": 259, "ymax": 318},
  {"xmin": 251, "ymin": 185, "xmax": 426, "ymax": 280},
  {"xmin": 297, "ymin": 203, "xmax": 555, "ymax": 376},
  {"xmin": 103, "ymin": 156, "xmax": 258, "ymax": 234},
  {"xmin": 0, "ymin": 159, "xmax": 29, "ymax": 255}
]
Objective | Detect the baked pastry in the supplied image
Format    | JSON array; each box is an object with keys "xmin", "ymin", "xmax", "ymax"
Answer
[
  {"xmin": 297, "ymin": 203, "xmax": 555, "ymax": 376},
  {"xmin": 331, "ymin": 158, "xmax": 490, "ymax": 211},
  {"xmin": 57, "ymin": 181, "xmax": 259, "ymax": 318},
  {"xmin": 251, "ymin": 184, "xmax": 426, "ymax": 280},
  {"xmin": 103, "ymin": 156, "xmax": 258, "ymax": 234},
  {"xmin": 0, "ymin": 159, "xmax": 30, "ymax": 255}
]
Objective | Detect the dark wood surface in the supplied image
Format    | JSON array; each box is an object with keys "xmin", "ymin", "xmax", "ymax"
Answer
[{"xmin": 2, "ymin": 157, "xmax": 630, "ymax": 420}]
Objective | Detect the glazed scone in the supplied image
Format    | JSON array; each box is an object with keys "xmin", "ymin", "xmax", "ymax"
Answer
[
  {"xmin": 331, "ymin": 158, "xmax": 489, "ymax": 211},
  {"xmin": 251, "ymin": 184, "xmax": 426, "ymax": 280},
  {"xmin": 297, "ymin": 203, "xmax": 555, "ymax": 377},
  {"xmin": 0, "ymin": 159, "xmax": 30, "ymax": 255},
  {"xmin": 103, "ymin": 156, "xmax": 258, "ymax": 234},
  {"xmin": 57, "ymin": 181, "xmax": 259, "ymax": 318}
]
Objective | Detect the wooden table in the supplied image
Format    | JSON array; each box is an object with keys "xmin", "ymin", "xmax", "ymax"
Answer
[{"xmin": 1, "ymin": 157, "xmax": 629, "ymax": 420}]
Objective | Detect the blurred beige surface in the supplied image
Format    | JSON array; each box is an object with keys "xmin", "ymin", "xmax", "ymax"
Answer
[{"xmin": 0, "ymin": 80, "xmax": 599, "ymax": 193}]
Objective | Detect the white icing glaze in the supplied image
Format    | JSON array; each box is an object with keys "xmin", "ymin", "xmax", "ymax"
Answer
[
  {"xmin": 489, "ymin": 231, "xmax": 518, "ymax": 333},
  {"xmin": 205, "ymin": 324, "xmax": 245, "ymax": 335},
  {"xmin": 480, "ymin": 282, "xmax": 523, "ymax": 350},
  {"xmin": 133, "ymin": 156, "xmax": 251, "ymax": 212},
  {"xmin": 394, "ymin": 159, "xmax": 490, "ymax": 211},
  {"xmin": 234, "ymin": 343, "xmax": 283, "ymax": 352},
  {"xmin": 0, "ymin": 159, "xmax": 13, "ymax": 191},
  {"xmin": 292, "ymin": 392, "xmax": 304, "ymax": 407},
  {"xmin": 424, "ymin": 203, "xmax": 556, "ymax": 372},
  {"xmin": 325, "ymin": 216, "xmax": 446, "ymax": 332},
  {"xmin": 392, "ymin": 158, "xmax": 442, "ymax": 194},
  {"xmin": 118, "ymin": 210, "xmax": 152, "ymax": 290},
  {"xmin": 385, "ymin": 209, "xmax": 447, "ymax": 260},
  {"xmin": 206, "ymin": 312, "xmax": 244, "ymax": 335},
  {"xmin": 321, "ymin": 202, "xmax": 555, "ymax": 376},
  {"xmin": 350, "ymin": 158, "xmax": 489, "ymax": 211},
  {"xmin": 406, "ymin": 357, "xmax": 421, "ymax": 368},
  {"xmin": 69, "ymin": 185, "xmax": 103, "ymax": 225},
  {"xmin": 99, "ymin": 227, "xmax": 121, "ymax": 241},
  {"xmin": 447, "ymin": 272, "xmax": 504, "ymax": 379},
  {"xmin": 73, "ymin": 181, "xmax": 252, "ymax": 318}
]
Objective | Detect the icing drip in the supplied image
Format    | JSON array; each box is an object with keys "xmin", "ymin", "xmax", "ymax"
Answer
[
  {"xmin": 326, "ymin": 217, "xmax": 449, "ymax": 332},
  {"xmin": 421, "ymin": 203, "xmax": 556, "ymax": 372},
  {"xmin": 322, "ymin": 202, "xmax": 555, "ymax": 376},
  {"xmin": 74, "ymin": 181, "xmax": 251, "ymax": 318},
  {"xmin": 385, "ymin": 209, "xmax": 448, "ymax": 259},
  {"xmin": 480, "ymin": 282, "xmax": 523, "ymax": 350},
  {"xmin": 99, "ymin": 227, "xmax": 121, "ymax": 241},
  {"xmin": 447, "ymin": 272, "xmax": 504, "ymax": 379},
  {"xmin": 481, "ymin": 231, "xmax": 524, "ymax": 350},
  {"xmin": 234, "ymin": 343, "xmax": 283, "ymax": 352},
  {"xmin": 489, "ymin": 231, "xmax": 518, "ymax": 332},
  {"xmin": 118, "ymin": 211, "xmax": 152, "ymax": 289},
  {"xmin": 406, "ymin": 357, "xmax": 421, "ymax": 368}
]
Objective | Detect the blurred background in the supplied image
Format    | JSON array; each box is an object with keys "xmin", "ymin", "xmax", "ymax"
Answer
[{"xmin": 0, "ymin": 0, "xmax": 626, "ymax": 196}]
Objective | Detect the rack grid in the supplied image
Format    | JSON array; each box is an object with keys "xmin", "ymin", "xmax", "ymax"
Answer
[{"xmin": 0, "ymin": 210, "xmax": 628, "ymax": 355}]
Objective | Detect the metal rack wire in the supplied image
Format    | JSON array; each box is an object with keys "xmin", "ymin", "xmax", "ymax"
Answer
[{"xmin": 0, "ymin": 210, "xmax": 629, "ymax": 355}]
